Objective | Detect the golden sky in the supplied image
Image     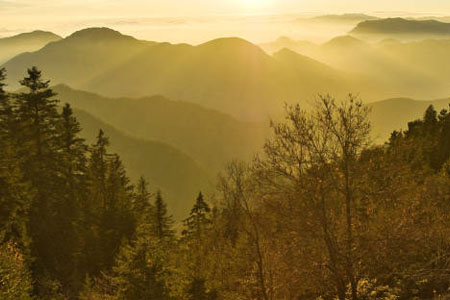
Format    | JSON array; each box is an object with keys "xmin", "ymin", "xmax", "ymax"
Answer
[
  {"xmin": 2, "ymin": 0, "xmax": 450, "ymax": 17},
  {"xmin": 2, "ymin": 0, "xmax": 450, "ymax": 43}
]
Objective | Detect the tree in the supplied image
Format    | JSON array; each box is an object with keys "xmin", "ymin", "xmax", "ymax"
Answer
[
  {"xmin": 219, "ymin": 161, "xmax": 272, "ymax": 300},
  {"xmin": 181, "ymin": 192, "xmax": 217, "ymax": 298},
  {"xmin": 0, "ymin": 68, "xmax": 31, "ymax": 249},
  {"xmin": 133, "ymin": 177, "xmax": 154, "ymax": 223},
  {"xmin": 14, "ymin": 67, "xmax": 71, "ymax": 297},
  {"xmin": 111, "ymin": 229, "xmax": 172, "ymax": 300},
  {"xmin": 183, "ymin": 192, "xmax": 211, "ymax": 239},
  {"xmin": 153, "ymin": 191, "xmax": 174, "ymax": 242},
  {"xmin": 186, "ymin": 277, "xmax": 218, "ymax": 300},
  {"xmin": 82, "ymin": 130, "xmax": 136, "ymax": 276},
  {"xmin": 254, "ymin": 95, "xmax": 371, "ymax": 300},
  {"xmin": 0, "ymin": 242, "xmax": 33, "ymax": 300}
]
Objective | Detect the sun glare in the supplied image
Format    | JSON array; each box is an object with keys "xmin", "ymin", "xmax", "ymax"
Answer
[{"xmin": 242, "ymin": 0, "xmax": 271, "ymax": 8}]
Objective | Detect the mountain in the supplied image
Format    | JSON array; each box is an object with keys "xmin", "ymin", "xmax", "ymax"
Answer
[
  {"xmin": 351, "ymin": 18, "xmax": 450, "ymax": 40},
  {"xmin": 2, "ymin": 27, "xmax": 350, "ymax": 120},
  {"xmin": 5, "ymin": 27, "xmax": 450, "ymax": 121},
  {"xmin": 376, "ymin": 39, "xmax": 450, "ymax": 83},
  {"xmin": 259, "ymin": 36, "xmax": 318, "ymax": 55},
  {"xmin": 0, "ymin": 30, "xmax": 61, "ymax": 64},
  {"xmin": 309, "ymin": 14, "xmax": 379, "ymax": 24},
  {"xmin": 2, "ymin": 28, "xmax": 153, "ymax": 89},
  {"xmin": 53, "ymin": 84, "xmax": 267, "ymax": 173},
  {"xmin": 272, "ymin": 48, "xmax": 343, "ymax": 93},
  {"xmin": 368, "ymin": 97, "xmax": 450, "ymax": 142},
  {"xmin": 261, "ymin": 34, "xmax": 450, "ymax": 101},
  {"xmin": 73, "ymin": 107, "xmax": 211, "ymax": 220}
]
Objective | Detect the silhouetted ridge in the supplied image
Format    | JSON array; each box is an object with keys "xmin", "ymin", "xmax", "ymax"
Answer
[
  {"xmin": 3, "ymin": 30, "xmax": 62, "ymax": 41},
  {"xmin": 323, "ymin": 35, "xmax": 366, "ymax": 48},
  {"xmin": 198, "ymin": 37, "xmax": 267, "ymax": 55},
  {"xmin": 351, "ymin": 18, "xmax": 450, "ymax": 35},
  {"xmin": 273, "ymin": 47, "xmax": 330, "ymax": 69},
  {"xmin": 311, "ymin": 13, "xmax": 379, "ymax": 22},
  {"xmin": 66, "ymin": 27, "xmax": 137, "ymax": 41}
]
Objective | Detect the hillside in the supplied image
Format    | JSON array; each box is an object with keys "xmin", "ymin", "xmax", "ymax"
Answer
[
  {"xmin": 351, "ymin": 18, "xmax": 450, "ymax": 39},
  {"xmin": 369, "ymin": 97, "xmax": 450, "ymax": 141},
  {"xmin": 53, "ymin": 84, "xmax": 267, "ymax": 173},
  {"xmin": 73, "ymin": 108, "xmax": 211, "ymax": 220},
  {"xmin": 0, "ymin": 30, "xmax": 61, "ymax": 64}
]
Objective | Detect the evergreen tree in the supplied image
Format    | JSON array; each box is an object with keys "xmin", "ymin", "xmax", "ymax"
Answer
[
  {"xmin": 82, "ymin": 129, "xmax": 112, "ymax": 276},
  {"xmin": 14, "ymin": 67, "xmax": 69, "ymax": 296},
  {"xmin": 54, "ymin": 103, "xmax": 89, "ymax": 295},
  {"xmin": 182, "ymin": 192, "xmax": 215, "ymax": 297},
  {"xmin": 0, "ymin": 68, "xmax": 31, "ymax": 249},
  {"xmin": 186, "ymin": 277, "xmax": 217, "ymax": 300},
  {"xmin": 102, "ymin": 154, "xmax": 136, "ymax": 269},
  {"xmin": 82, "ymin": 131, "xmax": 136, "ymax": 278},
  {"xmin": 153, "ymin": 191, "xmax": 174, "ymax": 242},
  {"xmin": 134, "ymin": 177, "xmax": 154, "ymax": 223},
  {"xmin": 112, "ymin": 229, "xmax": 172, "ymax": 300},
  {"xmin": 182, "ymin": 192, "xmax": 211, "ymax": 239}
]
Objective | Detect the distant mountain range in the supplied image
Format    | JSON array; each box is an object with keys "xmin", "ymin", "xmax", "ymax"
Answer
[
  {"xmin": 1, "ymin": 27, "xmax": 352, "ymax": 120},
  {"xmin": 307, "ymin": 13, "xmax": 379, "ymax": 24},
  {"xmin": 3, "ymin": 26, "xmax": 450, "ymax": 121},
  {"xmin": 261, "ymin": 33, "xmax": 450, "ymax": 102},
  {"xmin": 351, "ymin": 18, "xmax": 450, "ymax": 40},
  {"xmin": 0, "ymin": 30, "xmax": 61, "ymax": 64},
  {"xmin": 53, "ymin": 84, "xmax": 267, "ymax": 174}
]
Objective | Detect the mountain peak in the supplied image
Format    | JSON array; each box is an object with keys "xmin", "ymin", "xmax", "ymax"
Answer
[
  {"xmin": 1, "ymin": 30, "xmax": 62, "ymax": 42},
  {"xmin": 324, "ymin": 35, "xmax": 366, "ymax": 48},
  {"xmin": 67, "ymin": 27, "xmax": 135, "ymax": 41},
  {"xmin": 200, "ymin": 37, "xmax": 259, "ymax": 50},
  {"xmin": 198, "ymin": 37, "xmax": 268, "ymax": 58}
]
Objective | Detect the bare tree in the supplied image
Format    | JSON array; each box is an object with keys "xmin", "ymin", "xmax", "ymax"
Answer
[{"xmin": 253, "ymin": 94, "xmax": 370, "ymax": 300}]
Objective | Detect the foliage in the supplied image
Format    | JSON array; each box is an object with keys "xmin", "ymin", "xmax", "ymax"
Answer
[{"xmin": 0, "ymin": 242, "xmax": 33, "ymax": 300}]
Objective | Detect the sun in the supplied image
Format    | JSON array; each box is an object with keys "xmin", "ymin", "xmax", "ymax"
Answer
[{"xmin": 242, "ymin": 0, "xmax": 271, "ymax": 8}]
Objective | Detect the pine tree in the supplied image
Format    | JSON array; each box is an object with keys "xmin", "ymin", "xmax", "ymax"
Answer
[
  {"xmin": 181, "ymin": 192, "xmax": 216, "ymax": 298},
  {"xmin": 186, "ymin": 277, "xmax": 217, "ymax": 300},
  {"xmin": 182, "ymin": 192, "xmax": 211, "ymax": 240},
  {"xmin": 153, "ymin": 191, "xmax": 174, "ymax": 242},
  {"xmin": 0, "ymin": 68, "xmax": 31, "ymax": 249},
  {"xmin": 54, "ymin": 103, "xmax": 89, "ymax": 295},
  {"xmin": 112, "ymin": 232, "xmax": 172, "ymax": 300},
  {"xmin": 101, "ymin": 154, "xmax": 136, "ymax": 269},
  {"xmin": 81, "ymin": 129, "xmax": 112, "ymax": 276},
  {"xmin": 14, "ymin": 67, "xmax": 68, "ymax": 296},
  {"xmin": 83, "ymin": 131, "xmax": 137, "ymax": 278},
  {"xmin": 134, "ymin": 177, "xmax": 154, "ymax": 226},
  {"xmin": 110, "ymin": 180, "xmax": 172, "ymax": 300}
]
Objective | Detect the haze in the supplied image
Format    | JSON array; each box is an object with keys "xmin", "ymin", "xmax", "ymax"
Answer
[{"xmin": 2, "ymin": 0, "xmax": 450, "ymax": 43}]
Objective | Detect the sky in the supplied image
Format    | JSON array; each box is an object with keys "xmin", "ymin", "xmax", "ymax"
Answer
[{"xmin": 2, "ymin": 0, "xmax": 450, "ymax": 43}]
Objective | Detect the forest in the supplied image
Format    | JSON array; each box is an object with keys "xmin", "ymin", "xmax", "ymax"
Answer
[{"xmin": 2, "ymin": 65, "xmax": 450, "ymax": 300}]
